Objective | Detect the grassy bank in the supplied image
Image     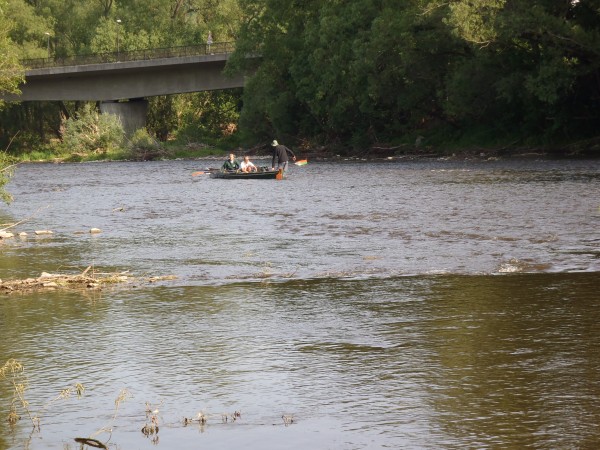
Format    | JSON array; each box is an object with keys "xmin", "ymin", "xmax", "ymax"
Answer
[
  {"xmin": 10, "ymin": 131, "xmax": 600, "ymax": 164},
  {"xmin": 12, "ymin": 141, "xmax": 231, "ymax": 164}
]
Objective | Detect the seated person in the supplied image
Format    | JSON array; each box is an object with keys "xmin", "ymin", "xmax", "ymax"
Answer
[
  {"xmin": 240, "ymin": 155, "xmax": 257, "ymax": 173},
  {"xmin": 222, "ymin": 153, "xmax": 240, "ymax": 171}
]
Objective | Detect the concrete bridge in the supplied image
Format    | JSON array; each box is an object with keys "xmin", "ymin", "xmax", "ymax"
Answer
[{"xmin": 2, "ymin": 42, "xmax": 246, "ymax": 133}]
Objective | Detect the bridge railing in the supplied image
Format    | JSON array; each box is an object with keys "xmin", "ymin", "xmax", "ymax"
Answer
[{"xmin": 21, "ymin": 41, "xmax": 235, "ymax": 70}]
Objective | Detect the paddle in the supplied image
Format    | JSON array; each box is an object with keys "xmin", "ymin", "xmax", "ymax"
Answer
[
  {"xmin": 295, "ymin": 159, "xmax": 308, "ymax": 166},
  {"xmin": 192, "ymin": 168, "xmax": 218, "ymax": 176}
]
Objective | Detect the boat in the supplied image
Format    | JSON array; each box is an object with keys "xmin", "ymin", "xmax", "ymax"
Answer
[{"xmin": 210, "ymin": 168, "xmax": 284, "ymax": 180}]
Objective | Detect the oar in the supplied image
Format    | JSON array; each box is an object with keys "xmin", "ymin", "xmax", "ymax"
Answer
[
  {"xmin": 192, "ymin": 168, "xmax": 218, "ymax": 176},
  {"xmin": 295, "ymin": 159, "xmax": 308, "ymax": 166}
]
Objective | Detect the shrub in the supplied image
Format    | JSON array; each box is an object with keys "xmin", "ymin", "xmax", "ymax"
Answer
[
  {"xmin": 127, "ymin": 128, "xmax": 167, "ymax": 161},
  {"xmin": 0, "ymin": 152, "xmax": 15, "ymax": 204},
  {"xmin": 61, "ymin": 104, "xmax": 125, "ymax": 156}
]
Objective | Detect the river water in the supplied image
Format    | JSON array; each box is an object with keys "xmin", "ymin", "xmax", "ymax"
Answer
[{"xmin": 0, "ymin": 158, "xmax": 599, "ymax": 449}]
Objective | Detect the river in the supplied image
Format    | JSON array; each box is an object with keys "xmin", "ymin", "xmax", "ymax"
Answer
[{"xmin": 0, "ymin": 158, "xmax": 599, "ymax": 449}]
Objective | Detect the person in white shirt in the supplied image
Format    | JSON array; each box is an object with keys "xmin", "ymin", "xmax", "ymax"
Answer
[{"xmin": 240, "ymin": 155, "xmax": 257, "ymax": 173}]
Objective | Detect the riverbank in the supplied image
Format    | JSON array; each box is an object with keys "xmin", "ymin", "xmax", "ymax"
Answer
[{"xmin": 9, "ymin": 134, "xmax": 600, "ymax": 165}]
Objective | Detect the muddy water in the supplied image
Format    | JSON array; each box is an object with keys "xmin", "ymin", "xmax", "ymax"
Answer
[{"xmin": 0, "ymin": 158, "xmax": 599, "ymax": 449}]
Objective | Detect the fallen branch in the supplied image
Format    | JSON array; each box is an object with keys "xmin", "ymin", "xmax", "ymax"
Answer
[
  {"xmin": 0, "ymin": 205, "xmax": 50, "ymax": 233},
  {"xmin": 369, "ymin": 144, "xmax": 408, "ymax": 151},
  {"xmin": 0, "ymin": 162, "xmax": 20, "ymax": 174},
  {"xmin": 2, "ymin": 131, "xmax": 20, "ymax": 154}
]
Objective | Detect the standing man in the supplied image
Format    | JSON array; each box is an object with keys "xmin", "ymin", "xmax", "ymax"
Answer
[
  {"xmin": 271, "ymin": 140, "xmax": 296, "ymax": 172},
  {"xmin": 207, "ymin": 31, "xmax": 213, "ymax": 53}
]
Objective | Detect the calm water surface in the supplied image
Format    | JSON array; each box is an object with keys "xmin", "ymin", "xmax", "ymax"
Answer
[{"xmin": 0, "ymin": 158, "xmax": 599, "ymax": 449}]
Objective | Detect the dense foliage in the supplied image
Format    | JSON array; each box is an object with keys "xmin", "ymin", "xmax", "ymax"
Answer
[
  {"xmin": 1, "ymin": 0, "xmax": 600, "ymax": 155},
  {"xmin": 229, "ymin": 0, "xmax": 600, "ymax": 151},
  {"xmin": 0, "ymin": 0, "xmax": 24, "ymax": 108},
  {"xmin": 0, "ymin": 0, "xmax": 25, "ymax": 203},
  {"xmin": 60, "ymin": 103, "xmax": 125, "ymax": 156}
]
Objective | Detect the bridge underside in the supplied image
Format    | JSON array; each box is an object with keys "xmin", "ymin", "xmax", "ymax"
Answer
[{"xmin": 4, "ymin": 54, "xmax": 244, "ymax": 102}]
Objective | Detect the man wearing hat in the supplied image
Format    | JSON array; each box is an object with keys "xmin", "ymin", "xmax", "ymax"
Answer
[{"xmin": 271, "ymin": 139, "xmax": 296, "ymax": 172}]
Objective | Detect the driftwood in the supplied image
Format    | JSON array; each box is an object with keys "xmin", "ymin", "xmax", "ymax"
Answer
[
  {"xmin": 0, "ymin": 205, "xmax": 50, "ymax": 233},
  {"xmin": 0, "ymin": 266, "xmax": 177, "ymax": 294}
]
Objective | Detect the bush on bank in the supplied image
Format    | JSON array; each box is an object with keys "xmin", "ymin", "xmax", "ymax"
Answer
[{"xmin": 60, "ymin": 104, "xmax": 125, "ymax": 157}]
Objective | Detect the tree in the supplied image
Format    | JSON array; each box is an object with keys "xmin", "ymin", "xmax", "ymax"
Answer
[
  {"xmin": 0, "ymin": 0, "xmax": 24, "ymax": 105},
  {"xmin": 229, "ymin": 0, "xmax": 600, "ymax": 149},
  {"xmin": 230, "ymin": 0, "xmax": 461, "ymax": 147},
  {"xmin": 3, "ymin": 0, "xmax": 55, "ymax": 59},
  {"xmin": 0, "ymin": 0, "xmax": 25, "ymax": 203},
  {"xmin": 441, "ymin": 0, "xmax": 600, "ymax": 141}
]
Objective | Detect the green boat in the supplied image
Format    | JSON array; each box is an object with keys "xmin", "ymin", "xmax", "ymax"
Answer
[{"xmin": 210, "ymin": 168, "xmax": 284, "ymax": 180}]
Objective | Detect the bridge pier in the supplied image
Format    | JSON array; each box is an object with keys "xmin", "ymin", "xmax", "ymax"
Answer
[{"xmin": 99, "ymin": 99, "xmax": 148, "ymax": 135}]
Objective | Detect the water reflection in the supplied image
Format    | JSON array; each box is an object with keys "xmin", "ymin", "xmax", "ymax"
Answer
[
  {"xmin": 1, "ymin": 274, "xmax": 599, "ymax": 449},
  {"xmin": 425, "ymin": 274, "xmax": 600, "ymax": 448}
]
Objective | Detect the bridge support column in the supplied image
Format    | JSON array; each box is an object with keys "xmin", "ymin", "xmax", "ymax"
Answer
[{"xmin": 99, "ymin": 99, "xmax": 148, "ymax": 135}]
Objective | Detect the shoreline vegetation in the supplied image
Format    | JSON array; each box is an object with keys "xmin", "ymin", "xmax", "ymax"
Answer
[
  {"xmin": 12, "ymin": 147, "xmax": 600, "ymax": 166},
  {"xmin": 10, "ymin": 133, "xmax": 600, "ymax": 166}
]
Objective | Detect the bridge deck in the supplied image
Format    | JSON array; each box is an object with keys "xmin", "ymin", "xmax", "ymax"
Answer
[{"xmin": 4, "ymin": 42, "xmax": 245, "ymax": 102}]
